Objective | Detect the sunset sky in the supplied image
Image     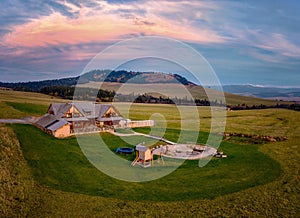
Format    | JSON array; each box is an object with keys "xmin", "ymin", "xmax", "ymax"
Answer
[{"xmin": 0, "ymin": 0, "xmax": 299, "ymax": 86}]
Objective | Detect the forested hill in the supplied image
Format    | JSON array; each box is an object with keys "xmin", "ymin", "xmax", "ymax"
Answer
[
  {"xmin": 0, "ymin": 70, "xmax": 195, "ymax": 92},
  {"xmin": 79, "ymin": 69, "xmax": 195, "ymax": 85},
  {"xmin": 0, "ymin": 77, "xmax": 79, "ymax": 92}
]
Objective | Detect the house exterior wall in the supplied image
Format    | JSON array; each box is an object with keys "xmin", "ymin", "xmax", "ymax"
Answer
[
  {"xmin": 104, "ymin": 107, "xmax": 120, "ymax": 117},
  {"xmin": 54, "ymin": 125, "xmax": 70, "ymax": 138},
  {"xmin": 63, "ymin": 106, "xmax": 83, "ymax": 118},
  {"xmin": 97, "ymin": 121, "xmax": 104, "ymax": 127},
  {"xmin": 48, "ymin": 105, "xmax": 54, "ymax": 114},
  {"xmin": 139, "ymin": 150, "xmax": 152, "ymax": 160}
]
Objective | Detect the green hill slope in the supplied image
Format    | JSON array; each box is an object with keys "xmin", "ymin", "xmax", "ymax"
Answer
[{"xmin": 78, "ymin": 82, "xmax": 281, "ymax": 106}]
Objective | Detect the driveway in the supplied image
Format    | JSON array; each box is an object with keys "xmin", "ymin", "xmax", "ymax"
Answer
[{"xmin": 0, "ymin": 117, "xmax": 40, "ymax": 124}]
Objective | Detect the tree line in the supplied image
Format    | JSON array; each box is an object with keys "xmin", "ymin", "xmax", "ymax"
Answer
[
  {"xmin": 40, "ymin": 86, "xmax": 115, "ymax": 102},
  {"xmin": 40, "ymin": 86, "xmax": 226, "ymax": 106},
  {"xmin": 228, "ymin": 103, "xmax": 300, "ymax": 111},
  {"xmin": 2, "ymin": 83, "xmax": 299, "ymax": 111},
  {"xmin": 128, "ymin": 94, "xmax": 226, "ymax": 106}
]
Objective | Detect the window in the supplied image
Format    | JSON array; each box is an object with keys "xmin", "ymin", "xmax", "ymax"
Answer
[
  {"xmin": 73, "ymin": 113, "xmax": 80, "ymax": 118},
  {"xmin": 85, "ymin": 111, "xmax": 92, "ymax": 116}
]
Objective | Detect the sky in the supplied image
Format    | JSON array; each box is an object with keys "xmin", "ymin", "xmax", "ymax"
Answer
[{"xmin": 0, "ymin": 0, "xmax": 300, "ymax": 86}]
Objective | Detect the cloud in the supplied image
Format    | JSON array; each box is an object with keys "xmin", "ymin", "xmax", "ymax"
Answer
[
  {"xmin": 233, "ymin": 28, "xmax": 300, "ymax": 62},
  {"xmin": 1, "ymin": 0, "xmax": 300, "ymax": 85},
  {"xmin": 2, "ymin": 0, "xmax": 226, "ymax": 48},
  {"xmin": 0, "ymin": 41, "xmax": 106, "ymax": 81},
  {"xmin": 254, "ymin": 32, "xmax": 300, "ymax": 58},
  {"xmin": 0, "ymin": 66, "xmax": 62, "ymax": 82}
]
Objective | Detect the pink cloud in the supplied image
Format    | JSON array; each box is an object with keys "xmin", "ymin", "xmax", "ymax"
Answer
[
  {"xmin": 255, "ymin": 33, "xmax": 300, "ymax": 58},
  {"xmin": 2, "ymin": 1, "xmax": 226, "ymax": 47},
  {"xmin": 225, "ymin": 26, "xmax": 300, "ymax": 62}
]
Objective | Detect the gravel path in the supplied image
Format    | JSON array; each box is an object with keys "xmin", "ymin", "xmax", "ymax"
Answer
[
  {"xmin": 0, "ymin": 117, "xmax": 39, "ymax": 124},
  {"xmin": 111, "ymin": 131, "xmax": 176, "ymax": 145}
]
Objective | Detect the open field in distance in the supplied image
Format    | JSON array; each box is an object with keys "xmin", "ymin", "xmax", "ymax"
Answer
[{"xmin": 77, "ymin": 82, "xmax": 283, "ymax": 106}]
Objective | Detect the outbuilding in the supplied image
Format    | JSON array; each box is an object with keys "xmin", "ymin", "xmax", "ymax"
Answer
[{"xmin": 131, "ymin": 143, "xmax": 153, "ymax": 167}]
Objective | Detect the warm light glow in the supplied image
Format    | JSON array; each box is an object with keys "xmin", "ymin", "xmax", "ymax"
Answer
[{"xmin": 3, "ymin": 1, "xmax": 225, "ymax": 47}]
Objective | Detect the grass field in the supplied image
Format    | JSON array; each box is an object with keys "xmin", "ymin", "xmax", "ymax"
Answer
[
  {"xmin": 78, "ymin": 82, "xmax": 281, "ymax": 106},
  {"xmin": 0, "ymin": 90, "xmax": 67, "ymax": 105},
  {"xmin": 11, "ymin": 124, "xmax": 281, "ymax": 202},
  {"xmin": 0, "ymin": 90, "xmax": 65, "ymax": 118},
  {"xmin": 0, "ymin": 90, "xmax": 299, "ymax": 217}
]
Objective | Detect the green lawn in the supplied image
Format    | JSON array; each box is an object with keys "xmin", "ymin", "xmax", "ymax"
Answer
[
  {"xmin": 5, "ymin": 102, "xmax": 48, "ymax": 116},
  {"xmin": 0, "ymin": 89, "xmax": 66, "ymax": 105},
  {"xmin": 12, "ymin": 124, "xmax": 281, "ymax": 202},
  {"xmin": 0, "ymin": 102, "xmax": 25, "ymax": 119},
  {"xmin": 0, "ymin": 101, "xmax": 48, "ymax": 118}
]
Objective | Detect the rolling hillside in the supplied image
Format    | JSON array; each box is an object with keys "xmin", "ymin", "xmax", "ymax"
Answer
[
  {"xmin": 0, "ymin": 69, "xmax": 194, "ymax": 92},
  {"xmin": 0, "ymin": 69, "xmax": 289, "ymax": 106},
  {"xmin": 77, "ymin": 81, "xmax": 281, "ymax": 106},
  {"xmin": 221, "ymin": 85, "xmax": 300, "ymax": 101}
]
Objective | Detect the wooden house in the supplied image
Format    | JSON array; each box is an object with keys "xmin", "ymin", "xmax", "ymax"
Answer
[{"xmin": 35, "ymin": 102, "xmax": 123, "ymax": 138}]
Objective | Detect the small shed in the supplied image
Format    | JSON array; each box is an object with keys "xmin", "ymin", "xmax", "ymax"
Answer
[{"xmin": 131, "ymin": 143, "xmax": 153, "ymax": 167}]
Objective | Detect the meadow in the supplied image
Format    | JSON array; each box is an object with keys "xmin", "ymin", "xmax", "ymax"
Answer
[
  {"xmin": 11, "ymin": 124, "xmax": 280, "ymax": 202},
  {"xmin": 0, "ymin": 90, "xmax": 299, "ymax": 217},
  {"xmin": 0, "ymin": 90, "xmax": 65, "ymax": 118},
  {"xmin": 78, "ymin": 82, "xmax": 280, "ymax": 106}
]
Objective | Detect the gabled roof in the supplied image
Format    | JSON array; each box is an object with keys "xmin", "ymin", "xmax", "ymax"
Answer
[
  {"xmin": 97, "ymin": 104, "xmax": 112, "ymax": 119},
  {"xmin": 47, "ymin": 119, "xmax": 69, "ymax": 131},
  {"xmin": 73, "ymin": 102, "xmax": 99, "ymax": 118},
  {"xmin": 36, "ymin": 113, "xmax": 69, "ymax": 132},
  {"xmin": 36, "ymin": 114, "xmax": 58, "ymax": 128},
  {"xmin": 37, "ymin": 102, "xmax": 123, "ymax": 129},
  {"xmin": 49, "ymin": 103, "xmax": 72, "ymax": 117},
  {"xmin": 47, "ymin": 102, "xmax": 119, "ymax": 119}
]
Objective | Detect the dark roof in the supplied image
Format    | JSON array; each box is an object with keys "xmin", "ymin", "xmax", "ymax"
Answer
[
  {"xmin": 47, "ymin": 119, "xmax": 69, "ymax": 131},
  {"xmin": 70, "ymin": 102, "xmax": 94, "ymax": 117},
  {"xmin": 65, "ymin": 117, "xmax": 89, "ymax": 122},
  {"xmin": 97, "ymin": 104, "xmax": 111, "ymax": 119},
  {"xmin": 36, "ymin": 114, "xmax": 57, "ymax": 128},
  {"xmin": 47, "ymin": 102, "xmax": 118, "ymax": 119},
  {"xmin": 36, "ymin": 102, "xmax": 122, "ymax": 129},
  {"xmin": 36, "ymin": 114, "xmax": 69, "ymax": 132},
  {"xmin": 50, "ymin": 103, "xmax": 72, "ymax": 116}
]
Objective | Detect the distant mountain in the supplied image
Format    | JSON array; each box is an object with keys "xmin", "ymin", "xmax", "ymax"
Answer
[
  {"xmin": 0, "ymin": 70, "xmax": 195, "ymax": 92},
  {"xmin": 221, "ymin": 85, "xmax": 300, "ymax": 101},
  {"xmin": 79, "ymin": 69, "xmax": 196, "ymax": 85}
]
